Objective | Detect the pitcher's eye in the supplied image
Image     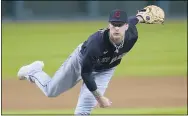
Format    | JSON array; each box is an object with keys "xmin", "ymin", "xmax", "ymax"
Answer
[{"xmin": 111, "ymin": 22, "xmax": 125, "ymax": 27}]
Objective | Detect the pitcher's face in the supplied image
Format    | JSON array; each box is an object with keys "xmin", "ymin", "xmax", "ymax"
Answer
[{"xmin": 109, "ymin": 22, "xmax": 129, "ymax": 44}]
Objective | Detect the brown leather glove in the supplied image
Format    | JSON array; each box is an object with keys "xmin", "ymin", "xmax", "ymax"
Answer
[{"xmin": 136, "ymin": 5, "xmax": 165, "ymax": 24}]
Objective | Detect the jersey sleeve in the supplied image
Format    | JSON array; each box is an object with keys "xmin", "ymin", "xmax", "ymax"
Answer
[
  {"xmin": 81, "ymin": 34, "xmax": 101, "ymax": 92},
  {"xmin": 128, "ymin": 16, "xmax": 139, "ymax": 26},
  {"xmin": 126, "ymin": 22, "xmax": 138, "ymax": 52}
]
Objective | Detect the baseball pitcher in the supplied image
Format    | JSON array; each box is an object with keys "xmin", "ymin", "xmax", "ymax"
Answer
[{"xmin": 17, "ymin": 5, "xmax": 165, "ymax": 115}]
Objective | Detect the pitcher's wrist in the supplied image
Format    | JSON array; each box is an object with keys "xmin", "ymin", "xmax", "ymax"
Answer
[{"xmin": 91, "ymin": 89, "xmax": 102, "ymax": 99}]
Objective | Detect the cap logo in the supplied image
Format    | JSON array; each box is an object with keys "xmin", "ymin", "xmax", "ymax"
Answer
[{"xmin": 114, "ymin": 11, "xmax": 120, "ymax": 18}]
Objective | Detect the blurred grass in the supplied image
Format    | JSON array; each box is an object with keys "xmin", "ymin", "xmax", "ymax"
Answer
[
  {"xmin": 2, "ymin": 20, "xmax": 187, "ymax": 79},
  {"xmin": 2, "ymin": 107, "xmax": 187, "ymax": 115}
]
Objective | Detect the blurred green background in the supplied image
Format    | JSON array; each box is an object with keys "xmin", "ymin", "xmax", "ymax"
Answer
[{"xmin": 2, "ymin": 20, "xmax": 187, "ymax": 78}]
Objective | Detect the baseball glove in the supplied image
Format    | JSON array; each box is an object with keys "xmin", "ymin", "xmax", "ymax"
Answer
[{"xmin": 136, "ymin": 5, "xmax": 165, "ymax": 24}]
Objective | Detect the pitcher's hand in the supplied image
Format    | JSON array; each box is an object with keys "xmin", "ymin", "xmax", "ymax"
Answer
[{"xmin": 96, "ymin": 96, "xmax": 112, "ymax": 108}]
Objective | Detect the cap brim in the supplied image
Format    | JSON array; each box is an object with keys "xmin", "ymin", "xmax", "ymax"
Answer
[{"xmin": 109, "ymin": 19, "xmax": 127, "ymax": 23}]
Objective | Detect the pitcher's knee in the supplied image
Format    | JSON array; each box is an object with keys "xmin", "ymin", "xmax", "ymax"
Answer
[
  {"xmin": 45, "ymin": 91, "xmax": 57, "ymax": 97},
  {"xmin": 45, "ymin": 88, "xmax": 58, "ymax": 97},
  {"xmin": 44, "ymin": 84, "xmax": 68, "ymax": 97},
  {"xmin": 46, "ymin": 93, "xmax": 57, "ymax": 97}
]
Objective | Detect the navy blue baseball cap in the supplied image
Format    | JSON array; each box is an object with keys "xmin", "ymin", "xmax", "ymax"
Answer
[{"xmin": 109, "ymin": 9, "xmax": 128, "ymax": 23}]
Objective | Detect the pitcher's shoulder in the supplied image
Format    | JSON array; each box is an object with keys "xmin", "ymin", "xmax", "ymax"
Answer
[
  {"xmin": 88, "ymin": 28, "xmax": 107, "ymax": 39},
  {"xmin": 86, "ymin": 28, "xmax": 108, "ymax": 45}
]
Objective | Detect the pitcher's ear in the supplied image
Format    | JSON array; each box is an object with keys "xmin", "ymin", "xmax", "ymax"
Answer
[
  {"xmin": 108, "ymin": 23, "xmax": 111, "ymax": 28},
  {"xmin": 125, "ymin": 24, "xmax": 129, "ymax": 30}
]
